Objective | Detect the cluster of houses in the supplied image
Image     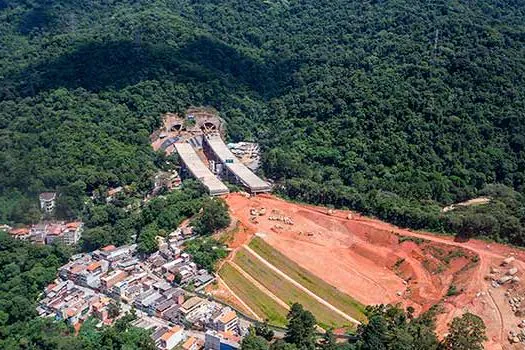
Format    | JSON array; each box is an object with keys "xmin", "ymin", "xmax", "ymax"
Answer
[
  {"xmin": 1, "ymin": 192, "xmax": 83, "ymax": 246},
  {"xmin": 133, "ymin": 296, "xmax": 243, "ymax": 350},
  {"xmin": 6, "ymin": 221, "xmax": 83, "ymax": 245},
  {"xmin": 37, "ymin": 228, "xmax": 243, "ymax": 350}
]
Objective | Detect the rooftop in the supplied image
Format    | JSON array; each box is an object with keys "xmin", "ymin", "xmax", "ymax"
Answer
[
  {"xmin": 161, "ymin": 325, "xmax": 183, "ymax": 341},
  {"xmin": 39, "ymin": 192, "xmax": 56, "ymax": 201},
  {"xmin": 182, "ymin": 336, "xmax": 198, "ymax": 350},
  {"xmin": 9, "ymin": 227, "xmax": 30, "ymax": 235},
  {"xmin": 66, "ymin": 222, "xmax": 82, "ymax": 229},
  {"xmin": 181, "ymin": 296, "xmax": 203, "ymax": 311},
  {"xmin": 47, "ymin": 224, "xmax": 64, "ymax": 236},
  {"xmin": 218, "ymin": 310, "xmax": 237, "ymax": 324},
  {"xmin": 86, "ymin": 261, "xmax": 102, "ymax": 272}
]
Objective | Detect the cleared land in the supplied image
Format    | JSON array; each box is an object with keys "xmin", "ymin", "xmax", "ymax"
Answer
[
  {"xmin": 218, "ymin": 262, "xmax": 288, "ymax": 327},
  {"xmin": 233, "ymin": 248, "xmax": 353, "ymax": 329},
  {"xmin": 249, "ymin": 236, "xmax": 366, "ymax": 322},
  {"xmin": 223, "ymin": 193, "xmax": 525, "ymax": 350}
]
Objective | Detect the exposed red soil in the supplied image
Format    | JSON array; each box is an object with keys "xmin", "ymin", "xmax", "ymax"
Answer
[{"xmin": 223, "ymin": 193, "xmax": 525, "ymax": 350}]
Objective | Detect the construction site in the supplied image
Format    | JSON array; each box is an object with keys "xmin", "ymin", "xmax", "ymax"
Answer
[
  {"xmin": 207, "ymin": 193, "xmax": 525, "ymax": 350},
  {"xmin": 150, "ymin": 108, "xmax": 271, "ymax": 196},
  {"xmin": 150, "ymin": 109, "xmax": 525, "ymax": 349}
]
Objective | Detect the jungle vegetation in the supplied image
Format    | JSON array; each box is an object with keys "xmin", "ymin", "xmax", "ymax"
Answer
[
  {"xmin": 1, "ymin": 0, "xmax": 525, "ymax": 245},
  {"xmin": 0, "ymin": 1, "xmax": 519, "ymax": 347}
]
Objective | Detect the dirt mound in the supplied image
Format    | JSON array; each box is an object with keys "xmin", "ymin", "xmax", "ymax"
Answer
[{"xmin": 223, "ymin": 193, "xmax": 525, "ymax": 350}]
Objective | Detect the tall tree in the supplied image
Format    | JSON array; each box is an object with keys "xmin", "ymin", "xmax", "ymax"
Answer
[
  {"xmin": 359, "ymin": 315, "xmax": 389, "ymax": 350},
  {"xmin": 321, "ymin": 329, "xmax": 337, "ymax": 350},
  {"xmin": 255, "ymin": 321, "xmax": 275, "ymax": 341},
  {"xmin": 192, "ymin": 198, "xmax": 231, "ymax": 236},
  {"xmin": 440, "ymin": 313, "xmax": 487, "ymax": 350},
  {"xmin": 284, "ymin": 303, "xmax": 316, "ymax": 350},
  {"xmin": 241, "ymin": 334, "xmax": 269, "ymax": 350},
  {"xmin": 137, "ymin": 224, "xmax": 159, "ymax": 255}
]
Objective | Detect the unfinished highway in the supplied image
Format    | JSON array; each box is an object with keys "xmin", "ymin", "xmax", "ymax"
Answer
[
  {"xmin": 203, "ymin": 135, "xmax": 271, "ymax": 194},
  {"xmin": 174, "ymin": 143, "xmax": 230, "ymax": 196}
]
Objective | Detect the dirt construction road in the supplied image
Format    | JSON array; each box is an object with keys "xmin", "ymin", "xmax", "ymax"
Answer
[{"xmin": 223, "ymin": 193, "xmax": 525, "ymax": 350}]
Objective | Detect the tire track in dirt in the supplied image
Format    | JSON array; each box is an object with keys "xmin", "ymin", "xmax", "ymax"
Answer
[
  {"xmin": 487, "ymin": 289, "xmax": 505, "ymax": 340},
  {"xmin": 225, "ymin": 193, "xmax": 519, "ymax": 348},
  {"xmin": 243, "ymin": 245, "xmax": 362, "ymax": 325}
]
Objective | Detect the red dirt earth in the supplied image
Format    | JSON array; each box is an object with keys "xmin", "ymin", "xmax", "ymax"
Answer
[{"xmin": 222, "ymin": 193, "xmax": 525, "ymax": 350}]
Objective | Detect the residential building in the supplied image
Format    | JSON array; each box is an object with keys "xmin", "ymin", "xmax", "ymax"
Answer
[
  {"xmin": 159, "ymin": 325, "xmax": 185, "ymax": 350},
  {"xmin": 30, "ymin": 223, "xmax": 47, "ymax": 244},
  {"xmin": 182, "ymin": 336, "xmax": 200, "ymax": 350},
  {"xmin": 94, "ymin": 244, "xmax": 137, "ymax": 262},
  {"xmin": 180, "ymin": 297, "xmax": 205, "ymax": 320},
  {"xmin": 45, "ymin": 223, "xmax": 65, "ymax": 244},
  {"xmin": 163, "ymin": 305, "xmax": 181, "ymax": 323},
  {"xmin": 39, "ymin": 192, "xmax": 57, "ymax": 213},
  {"xmin": 162, "ymin": 287, "xmax": 185, "ymax": 305},
  {"xmin": 152, "ymin": 298, "xmax": 177, "ymax": 318},
  {"xmin": 195, "ymin": 270, "xmax": 214, "ymax": 289},
  {"xmin": 63, "ymin": 222, "xmax": 83, "ymax": 245},
  {"xmin": 204, "ymin": 330, "xmax": 240, "ymax": 350},
  {"xmin": 152, "ymin": 326, "xmax": 170, "ymax": 347},
  {"xmin": 106, "ymin": 187, "xmax": 123, "ymax": 202},
  {"xmin": 213, "ymin": 309, "xmax": 238, "ymax": 333},
  {"xmin": 8, "ymin": 227, "xmax": 31, "ymax": 240},
  {"xmin": 100, "ymin": 270, "xmax": 128, "ymax": 291}
]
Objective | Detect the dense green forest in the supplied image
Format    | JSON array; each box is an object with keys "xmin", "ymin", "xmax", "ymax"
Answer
[
  {"xmin": 1, "ymin": 0, "xmax": 525, "ymax": 245},
  {"xmin": 0, "ymin": 1, "xmax": 521, "ymax": 347},
  {"xmin": 0, "ymin": 0, "xmax": 525, "ymax": 219},
  {"xmin": 81, "ymin": 180, "xmax": 207, "ymax": 251}
]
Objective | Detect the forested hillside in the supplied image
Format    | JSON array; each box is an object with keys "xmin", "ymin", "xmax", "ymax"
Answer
[{"xmin": 1, "ymin": 0, "xmax": 525, "ymax": 244}]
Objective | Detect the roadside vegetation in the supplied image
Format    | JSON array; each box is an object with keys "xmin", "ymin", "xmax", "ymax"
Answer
[{"xmin": 241, "ymin": 303, "xmax": 487, "ymax": 350}]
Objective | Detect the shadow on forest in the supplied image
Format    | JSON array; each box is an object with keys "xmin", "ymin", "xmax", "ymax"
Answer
[{"xmin": 0, "ymin": 36, "xmax": 296, "ymax": 99}]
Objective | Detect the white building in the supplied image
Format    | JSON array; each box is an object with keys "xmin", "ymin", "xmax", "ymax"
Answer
[
  {"xmin": 63, "ymin": 222, "xmax": 83, "ymax": 245},
  {"xmin": 39, "ymin": 192, "xmax": 57, "ymax": 213},
  {"xmin": 159, "ymin": 325, "xmax": 185, "ymax": 350}
]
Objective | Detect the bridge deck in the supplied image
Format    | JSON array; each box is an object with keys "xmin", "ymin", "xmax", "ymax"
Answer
[
  {"xmin": 174, "ymin": 143, "xmax": 229, "ymax": 196},
  {"xmin": 204, "ymin": 135, "xmax": 271, "ymax": 193}
]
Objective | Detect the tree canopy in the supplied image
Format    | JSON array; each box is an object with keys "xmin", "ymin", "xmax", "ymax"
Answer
[
  {"xmin": 440, "ymin": 313, "xmax": 487, "ymax": 350},
  {"xmin": 0, "ymin": 0, "xmax": 525, "ymax": 245},
  {"xmin": 183, "ymin": 237, "xmax": 227, "ymax": 272},
  {"xmin": 192, "ymin": 197, "xmax": 231, "ymax": 236},
  {"xmin": 284, "ymin": 303, "xmax": 317, "ymax": 350}
]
